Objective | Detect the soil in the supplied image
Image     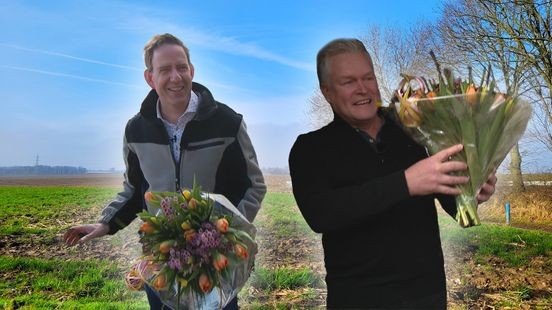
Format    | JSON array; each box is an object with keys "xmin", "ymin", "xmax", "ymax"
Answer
[
  {"xmin": 1, "ymin": 174, "xmax": 551, "ymax": 308},
  {"xmin": 0, "ymin": 173, "xmax": 125, "ymax": 187}
]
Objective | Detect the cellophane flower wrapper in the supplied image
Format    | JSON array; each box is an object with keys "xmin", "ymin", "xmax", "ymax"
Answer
[
  {"xmin": 395, "ymin": 75, "xmax": 531, "ymax": 227},
  {"xmin": 125, "ymin": 185, "xmax": 257, "ymax": 309}
]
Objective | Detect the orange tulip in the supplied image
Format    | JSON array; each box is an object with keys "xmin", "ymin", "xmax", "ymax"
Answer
[
  {"xmin": 144, "ymin": 191, "xmax": 154, "ymax": 202},
  {"xmin": 465, "ymin": 84, "xmax": 478, "ymax": 106},
  {"xmin": 153, "ymin": 273, "xmax": 167, "ymax": 290},
  {"xmin": 213, "ymin": 253, "xmax": 229, "ymax": 271},
  {"xmin": 184, "ymin": 229, "xmax": 196, "ymax": 242},
  {"xmin": 158, "ymin": 240, "xmax": 174, "ymax": 254},
  {"xmin": 199, "ymin": 273, "xmax": 212, "ymax": 293},
  {"xmin": 234, "ymin": 244, "xmax": 249, "ymax": 260},
  {"xmin": 215, "ymin": 218, "xmax": 229, "ymax": 233},
  {"xmin": 188, "ymin": 198, "xmax": 198, "ymax": 210},
  {"xmin": 139, "ymin": 222, "xmax": 155, "ymax": 234}
]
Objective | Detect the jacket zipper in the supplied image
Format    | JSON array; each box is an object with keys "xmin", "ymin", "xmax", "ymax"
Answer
[
  {"xmin": 160, "ymin": 119, "xmax": 180, "ymax": 192},
  {"xmin": 169, "ymin": 134, "xmax": 181, "ymax": 192}
]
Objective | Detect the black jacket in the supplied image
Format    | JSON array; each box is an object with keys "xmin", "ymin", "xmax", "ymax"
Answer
[
  {"xmin": 99, "ymin": 82, "xmax": 266, "ymax": 234},
  {"xmin": 289, "ymin": 108, "xmax": 456, "ymax": 307}
]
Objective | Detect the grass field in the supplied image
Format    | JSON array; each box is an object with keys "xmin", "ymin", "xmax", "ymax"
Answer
[{"xmin": 0, "ymin": 175, "xmax": 551, "ymax": 309}]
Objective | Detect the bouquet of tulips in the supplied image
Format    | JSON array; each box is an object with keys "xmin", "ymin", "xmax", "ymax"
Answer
[
  {"xmin": 393, "ymin": 58, "xmax": 531, "ymax": 227},
  {"xmin": 124, "ymin": 182, "xmax": 257, "ymax": 309}
]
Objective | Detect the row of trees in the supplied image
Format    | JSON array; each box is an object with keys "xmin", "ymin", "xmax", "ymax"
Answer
[
  {"xmin": 309, "ymin": 0, "xmax": 551, "ymax": 190},
  {"xmin": 0, "ymin": 165, "xmax": 87, "ymax": 176}
]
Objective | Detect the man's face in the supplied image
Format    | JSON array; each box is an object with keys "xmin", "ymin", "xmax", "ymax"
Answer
[
  {"xmin": 321, "ymin": 52, "xmax": 381, "ymax": 128},
  {"xmin": 144, "ymin": 44, "xmax": 194, "ymax": 109}
]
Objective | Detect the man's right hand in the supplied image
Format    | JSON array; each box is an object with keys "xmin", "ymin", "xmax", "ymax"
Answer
[
  {"xmin": 63, "ymin": 223, "xmax": 109, "ymax": 246},
  {"xmin": 405, "ymin": 144, "xmax": 469, "ymax": 196}
]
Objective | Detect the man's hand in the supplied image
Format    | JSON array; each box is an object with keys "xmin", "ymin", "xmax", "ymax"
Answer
[
  {"xmin": 63, "ymin": 223, "xmax": 109, "ymax": 246},
  {"xmin": 405, "ymin": 144, "xmax": 469, "ymax": 196},
  {"xmin": 477, "ymin": 172, "xmax": 497, "ymax": 203}
]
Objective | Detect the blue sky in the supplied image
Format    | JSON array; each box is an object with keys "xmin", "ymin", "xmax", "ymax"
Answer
[{"xmin": 4, "ymin": 0, "xmax": 546, "ymax": 172}]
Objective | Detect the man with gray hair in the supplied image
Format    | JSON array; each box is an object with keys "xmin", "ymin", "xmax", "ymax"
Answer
[
  {"xmin": 64, "ymin": 33, "xmax": 266, "ymax": 309},
  {"xmin": 289, "ymin": 38, "xmax": 496, "ymax": 308}
]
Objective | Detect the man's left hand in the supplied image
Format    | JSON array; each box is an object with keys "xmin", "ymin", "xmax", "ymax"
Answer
[{"xmin": 477, "ymin": 172, "xmax": 498, "ymax": 203}]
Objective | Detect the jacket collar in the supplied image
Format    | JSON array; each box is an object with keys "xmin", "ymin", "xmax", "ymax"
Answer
[
  {"xmin": 139, "ymin": 82, "xmax": 218, "ymax": 121},
  {"xmin": 331, "ymin": 107, "xmax": 400, "ymax": 132}
]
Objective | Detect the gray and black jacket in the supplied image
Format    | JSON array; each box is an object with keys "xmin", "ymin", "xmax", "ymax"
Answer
[{"xmin": 99, "ymin": 82, "xmax": 266, "ymax": 234}]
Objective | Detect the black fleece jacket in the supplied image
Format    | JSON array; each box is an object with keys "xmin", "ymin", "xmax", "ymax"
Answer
[{"xmin": 289, "ymin": 108, "xmax": 456, "ymax": 308}]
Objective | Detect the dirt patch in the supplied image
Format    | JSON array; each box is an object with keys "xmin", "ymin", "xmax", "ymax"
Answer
[
  {"xmin": 444, "ymin": 241, "xmax": 552, "ymax": 309},
  {"xmin": 251, "ymin": 216, "xmax": 326, "ymax": 308},
  {"xmin": 0, "ymin": 174, "xmax": 125, "ymax": 187},
  {"xmin": 263, "ymin": 174, "xmax": 293, "ymax": 193},
  {"xmin": 0, "ymin": 221, "xmax": 142, "ymax": 268},
  {"xmin": 0, "ymin": 173, "xmax": 292, "ymax": 192}
]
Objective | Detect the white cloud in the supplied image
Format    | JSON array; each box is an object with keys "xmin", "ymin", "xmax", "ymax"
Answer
[
  {"xmin": 0, "ymin": 43, "xmax": 142, "ymax": 71},
  {"xmin": 1, "ymin": 65, "xmax": 142, "ymax": 88},
  {"xmin": 124, "ymin": 17, "xmax": 313, "ymax": 72}
]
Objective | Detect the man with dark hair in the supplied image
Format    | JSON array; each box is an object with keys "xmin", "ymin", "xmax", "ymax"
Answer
[
  {"xmin": 64, "ymin": 33, "xmax": 266, "ymax": 309},
  {"xmin": 289, "ymin": 38, "xmax": 496, "ymax": 309}
]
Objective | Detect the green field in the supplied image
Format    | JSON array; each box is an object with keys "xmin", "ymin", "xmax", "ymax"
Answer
[{"xmin": 1, "ymin": 185, "xmax": 551, "ymax": 309}]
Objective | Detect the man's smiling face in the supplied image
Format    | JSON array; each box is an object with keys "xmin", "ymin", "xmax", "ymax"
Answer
[
  {"xmin": 145, "ymin": 43, "xmax": 195, "ymax": 109},
  {"xmin": 321, "ymin": 51, "xmax": 381, "ymax": 128}
]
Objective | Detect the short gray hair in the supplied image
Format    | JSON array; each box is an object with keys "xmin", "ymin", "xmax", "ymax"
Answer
[{"xmin": 316, "ymin": 38, "xmax": 370, "ymax": 86}]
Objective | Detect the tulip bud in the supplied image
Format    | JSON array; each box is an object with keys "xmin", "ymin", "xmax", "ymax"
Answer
[
  {"xmin": 179, "ymin": 278, "xmax": 188, "ymax": 288},
  {"xmin": 234, "ymin": 244, "xmax": 249, "ymax": 260},
  {"xmin": 188, "ymin": 198, "xmax": 198, "ymax": 210},
  {"xmin": 182, "ymin": 189, "xmax": 191, "ymax": 201},
  {"xmin": 184, "ymin": 229, "xmax": 196, "ymax": 242},
  {"xmin": 199, "ymin": 273, "xmax": 212, "ymax": 293},
  {"xmin": 215, "ymin": 218, "xmax": 229, "ymax": 233},
  {"xmin": 153, "ymin": 273, "xmax": 167, "ymax": 290},
  {"xmin": 213, "ymin": 253, "xmax": 229, "ymax": 271},
  {"xmin": 139, "ymin": 222, "xmax": 155, "ymax": 234},
  {"xmin": 465, "ymin": 84, "xmax": 478, "ymax": 106},
  {"xmin": 158, "ymin": 240, "xmax": 174, "ymax": 254},
  {"xmin": 181, "ymin": 221, "xmax": 191, "ymax": 230},
  {"xmin": 492, "ymin": 93, "xmax": 507, "ymax": 109},
  {"xmin": 144, "ymin": 192, "xmax": 155, "ymax": 202}
]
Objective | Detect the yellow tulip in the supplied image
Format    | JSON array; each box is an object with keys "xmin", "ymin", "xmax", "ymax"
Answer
[
  {"xmin": 179, "ymin": 278, "xmax": 188, "ymax": 287},
  {"xmin": 182, "ymin": 189, "xmax": 191, "ymax": 201},
  {"xmin": 181, "ymin": 221, "xmax": 191, "ymax": 230}
]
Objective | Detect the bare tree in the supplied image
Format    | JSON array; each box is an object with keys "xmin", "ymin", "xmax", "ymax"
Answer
[
  {"xmin": 307, "ymin": 88, "xmax": 332, "ymax": 129},
  {"xmin": 526, "ymin": 69, "xmax": 552, "ymax": 152},
  {"xmin": 361, "ymin": 21, "xmax": 442, "ymax": 101},
  {"xmin": 439, "ymin": 0, "xmax": 552, "ymax": 189}
]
